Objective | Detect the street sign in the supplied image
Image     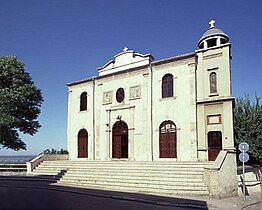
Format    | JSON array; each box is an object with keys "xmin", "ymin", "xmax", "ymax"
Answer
[
  {"xmin": 238, "ymin": 142, "xmax": 250, "ymax": 201},
  {"xmin": 239, "ymin": 152, "xmax": 249, "ymax": 163},
  {"xmin": 238, "ymin": 142, "xmax": 249, "ymax": 152}
]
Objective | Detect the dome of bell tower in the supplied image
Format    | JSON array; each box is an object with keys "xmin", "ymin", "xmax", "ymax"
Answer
[{"xmin": 198, "ymin": 20, "xmax": 229, "ymax": 49}]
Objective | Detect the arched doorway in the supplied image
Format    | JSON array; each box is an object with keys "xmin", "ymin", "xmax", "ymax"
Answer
[
  {"xmin": 112, "ymin": 121, "xmax": 128, "ymax": 158},
  {"xmin": 159, "ymin": 121, "xmax": 177, "ymax": 158},
  {"xmin": 78, "ymin": 129, "xmax": 88, "ymax": 158},
  {"xmin": 208, "ymin": 131, "xmax": 222, "ymax": 161}
]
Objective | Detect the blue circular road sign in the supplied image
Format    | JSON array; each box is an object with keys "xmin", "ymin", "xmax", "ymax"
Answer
[
  {"xmin": 239, "ymin": 152, "xmax": 249, "ymax": 163},
  {"xmin": 238, "ymin": 142, "xmax": 249, "ymax": 152}
]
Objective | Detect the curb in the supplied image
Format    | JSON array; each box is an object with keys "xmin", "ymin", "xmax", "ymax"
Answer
[{"xmin": 241, "ymin": 201, "xmax": 261, "ymax": 210}]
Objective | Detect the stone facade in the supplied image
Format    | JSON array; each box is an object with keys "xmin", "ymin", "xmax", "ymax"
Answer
[{"xmin": 67, "ymin": 21, "xmax": 235, "ymax": 163}]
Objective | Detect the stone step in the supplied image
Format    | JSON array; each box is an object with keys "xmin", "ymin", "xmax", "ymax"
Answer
[
  {"xmin": 32, "ymin": 160, "xmax": 210, "ymax": 196},
  {"xmin": 59, "ymin": 179, "xmax": 208, "ymax": 190},
  {"xmin": 40, "ymin": 161, "xmax": 212, "ymax": 167},
  {"xmin": 33, "ymin": 167, "xmax": 67, "ymax": 172},
  {"xmin": 30, "ymin": 169, "xmax": 67, "ymax": 177},
  {"xmin": 30, "ymin": 171, "xmax": 61, "ymax": 176},
  {"xmin": 57, "ymin": 180, "xmax": 209, "ymax": 195},
  {"xmin": 36, "ymin": 163, "xmax": 208, "ymax": 170},
  {"xmin": 40, "ymin": 160, "xmax": 211, "ymax": 164},
  {"xmin": 35, "ymin": 166, "xmax": 204, "ymax": 174},
  {"xmin": 63, "ymin": 171, "xmax": 203, "ymax": 178},
  {"xmin": 61, "ymin": 174, "xmax": 204, "ymax": 185},
  {"xmin": 64, "ymin": 170, "xmax": 203, "ymax": 178},
  {"xmin": 59, "ymin": 177, "xmax": 208, "ymax": 189},
  {"xmin": 41, "ymin": 162, "xmax": 207, "ymax": 169},
  {"xmin": 34, "ymin": 168, "xmax": 205, "ymax": 177}
]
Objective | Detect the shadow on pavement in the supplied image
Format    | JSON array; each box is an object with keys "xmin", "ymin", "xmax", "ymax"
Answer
[{"xmin": 0, "ymin": 174, "xmax": 208, "ymax": 210}]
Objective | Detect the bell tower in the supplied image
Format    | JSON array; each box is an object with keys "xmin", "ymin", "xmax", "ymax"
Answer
[
  {"xmin": 196, "ymin": 20, "xmax": 235, "ymax": 161},
  {"xmin": 198, "ymin": 20, "xmax": 229, "ymax": 50},
  {"xmin": 196, "ymin": 20, "xmax": 232, "ymax": 101}
]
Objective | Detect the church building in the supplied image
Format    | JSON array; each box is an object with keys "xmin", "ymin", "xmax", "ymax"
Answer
[{"xmin": 67, "ymin": 20, "xmax": 235, "ymax": 163}]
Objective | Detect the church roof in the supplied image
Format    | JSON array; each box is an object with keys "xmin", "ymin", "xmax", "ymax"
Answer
[
  {"xmin": 198, "ymin": 26, "xmax": 229, "ymax": 45},
  {"xmin": 67, "ymin": 51, "xmax": 195, "ymax": 86}
]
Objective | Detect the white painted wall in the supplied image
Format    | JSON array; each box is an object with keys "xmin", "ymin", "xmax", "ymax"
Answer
[{"xmin": 67, "ymin": 44, "xmax": 234, "ymax": 162}]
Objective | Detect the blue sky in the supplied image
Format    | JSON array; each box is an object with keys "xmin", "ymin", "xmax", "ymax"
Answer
[{"xmin": 1, "ymin": 0, "xmax": 261, "ymax": 155}]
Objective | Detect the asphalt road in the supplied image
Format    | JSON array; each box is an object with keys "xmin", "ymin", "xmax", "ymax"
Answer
[{"xmin": 0, "ymin": 179, "xmax": 205, "ymax": 210}]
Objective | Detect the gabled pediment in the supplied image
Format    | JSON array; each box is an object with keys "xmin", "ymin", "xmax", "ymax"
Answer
[{"xmin": 97, "ymin": 47, "xmax": 154, "ymax": 76}]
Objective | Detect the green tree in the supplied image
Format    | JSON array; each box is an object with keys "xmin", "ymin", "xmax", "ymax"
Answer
[
  {"xmin": 234, "ymin": 94, "xmax": 262, "ymax": 163},
  {"xmin": 43, "ymin": 148, "xmax": 68, "ymax": 155},
  {"xmin": 0, "ymin": 56, "xmax": 43, "ymax": 151}
]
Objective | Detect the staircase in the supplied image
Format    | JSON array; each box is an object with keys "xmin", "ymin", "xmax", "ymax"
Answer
[{"xmin": 30, "ymin": 160, "xmax": 212, "ymax": 196}]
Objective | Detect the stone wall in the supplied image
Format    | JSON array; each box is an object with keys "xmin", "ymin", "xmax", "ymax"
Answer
[{"xmin": 204, "ymin": 150, "xmax": 238, "ymax": 198}]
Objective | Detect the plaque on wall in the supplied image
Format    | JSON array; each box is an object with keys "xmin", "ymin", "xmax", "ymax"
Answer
[
  {"xmin": 129, "ymin": 85, "xmax": 141, "ymax": 100},
  {"xmin": 103, "ymin": 91, "xmax": 113, "ymax": 104},
  {"xmin": 207, "ymin": 114, "xmax": 222, "ymax": 125}
]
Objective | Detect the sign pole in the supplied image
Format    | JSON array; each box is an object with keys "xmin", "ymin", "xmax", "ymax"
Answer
[
  {"xmin": 242, "ymin": 145, "xmax": 246, "ymax": 201},
  {"xmin": 238, "ymin": 142, "xmax": 249, "ymax": 202}
]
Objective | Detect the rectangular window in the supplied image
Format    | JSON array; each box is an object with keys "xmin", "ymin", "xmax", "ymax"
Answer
[{"xmin": 209, "ymin": 72, "xmax": 217, "ymax": 93}]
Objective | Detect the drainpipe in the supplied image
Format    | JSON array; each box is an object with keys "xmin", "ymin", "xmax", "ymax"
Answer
[
  {"xmin": 194, "ymin": 54, "xmax": 199, "ymax": 160},
  {"xmin": 108, "ymin": 109, "xmax": 111, "ymax": 159},
  {"xmin": 67, "ymin": 89, "xmax": 72, "ymax": 160},
  {"xmin": 92, "ymin": 78, "xmax": 96, "ymax": 160},
  {"xmin": 150, "ymin": 63, "xmax": 154, "ymax": 161}
]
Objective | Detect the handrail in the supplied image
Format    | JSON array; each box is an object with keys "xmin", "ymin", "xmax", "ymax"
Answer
[{"xmin": 204, "ymin": 150, "xmax": 236, "ymax": 170}]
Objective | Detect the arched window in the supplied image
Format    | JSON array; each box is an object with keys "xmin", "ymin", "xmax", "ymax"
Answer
[
  {"xmin": 209, "ymin": 72, "xmax": 217, "ymax": 93},
  {"xmin": 80, "ymin": 92, "xmax": 87, "ymax": 111},
  {"xmin": 162, "ymin": 74, "xmax": 173, "ymax": 98},
  {"xmin": 159, "ymin": 120, "xmax": 177, "ymax": 158}
]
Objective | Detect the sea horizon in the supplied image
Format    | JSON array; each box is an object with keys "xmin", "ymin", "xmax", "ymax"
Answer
[{"xmin": 0, "ymin": 155, "xmax": 37, "ymax": 163}]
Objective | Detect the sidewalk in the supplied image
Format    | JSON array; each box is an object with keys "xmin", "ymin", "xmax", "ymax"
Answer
[{"xmin": 180, "ymin": 192, "xmax": 261, "ymax": 210}]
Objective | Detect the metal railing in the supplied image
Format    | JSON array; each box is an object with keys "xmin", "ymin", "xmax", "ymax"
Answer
[{"xmin": 0, "ymin": 163, "xmax": 27, "ymax": 172}]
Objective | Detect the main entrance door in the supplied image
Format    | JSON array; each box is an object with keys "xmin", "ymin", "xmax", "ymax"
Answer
[
  {"xmin": 78, "ymin": 129, "xmax": 88, "ymax": 158},
  {"xmin": 112, "ymin": 121, "xmax": 128, "ymax": 158},
  {"xmin": 159, "ymin": 121, "xmax": 177, "ymax": 158},
  {"xmin": 208, "ymin": 131, "xmax": 222, "ymax": 161}
]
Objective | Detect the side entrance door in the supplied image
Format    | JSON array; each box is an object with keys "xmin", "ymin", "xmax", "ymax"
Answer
[{"xmin": 208, "ymin": 131, "xmax": 222, "ymax": 161}]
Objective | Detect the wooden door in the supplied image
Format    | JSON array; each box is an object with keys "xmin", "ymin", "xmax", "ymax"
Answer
[
  {"xmin": 169, "ymin": 132, "xmax": 177, "ymax": 158},
  {"xmin": 160, "ymin": 133, "xmax": 177, "ymax": 158},
  {"xmin": 112, "ymin": 121, "xmax": 128, "ymax": 159},
  {"xmin": 78, "ymin": 129, "xmax": 88, "ymax": 158},
  {"xmin": 208, "ymin": 131, "xmax": 222, "ymax": 161},
  {"xmin": 121, "ymin": 135, "xmax": 128, "ymax": 158},
  {"xmin": 159, "ymin": 121, "xmax": 177, "ymax": 158},
  {"xmin": 113, "ymin": 135, "xmax": 122, "ymax": 158}
]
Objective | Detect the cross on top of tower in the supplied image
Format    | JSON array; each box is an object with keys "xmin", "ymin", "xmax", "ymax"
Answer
[
  {"xmin": 123, "ymin": 47, "xmax": 129, "ymax": 52},
  {"xmin": 209, "ymin": 20, "xmax": 216, "ymax": 28}
]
